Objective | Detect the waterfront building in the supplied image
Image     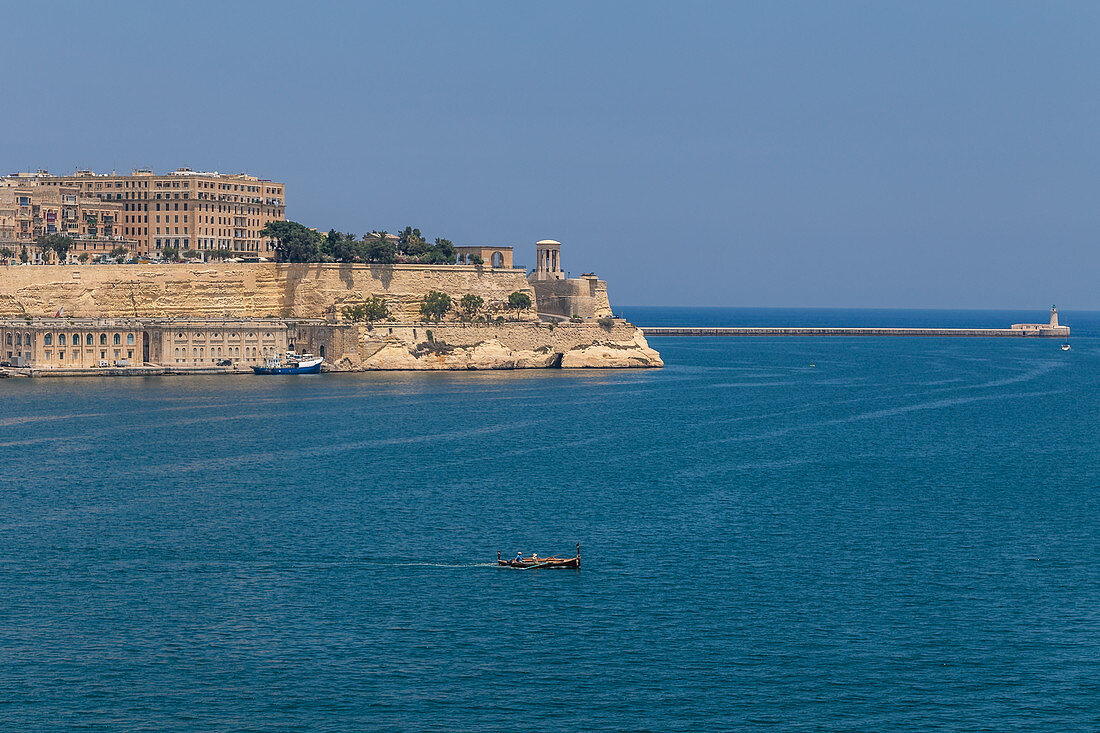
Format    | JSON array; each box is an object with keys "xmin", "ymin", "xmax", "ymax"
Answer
[
  {"xmin": 143, "ymin": 320, "xmax": 288, "ymax": 366},
  {"xmin": 0, "ymin": 318, "xmax": 290, "ymax": 369},
  {"xmin": 1, "ymin": 168, "xmax": 286, "ymax": 260},
  {"xmin": 0, "ymin": 178, "xmax": 137, "ymax": 262}
]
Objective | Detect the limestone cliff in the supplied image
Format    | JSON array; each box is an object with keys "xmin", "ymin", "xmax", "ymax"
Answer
[{"xmin": 299, "ymin": 320, "xmax": 663, "ymax": 371}]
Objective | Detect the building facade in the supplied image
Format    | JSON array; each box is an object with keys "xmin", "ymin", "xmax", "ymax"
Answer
[
  {"xmin": 0, "ymin": 318, "xmax": 290, "ymax": 368},
  {"xmin": 1, "ymin": 168, "xmax": 286, "ymax": 260},
  {"xmin": 0, "ymin": 178, "xmax": 136, "ymax": 262}
]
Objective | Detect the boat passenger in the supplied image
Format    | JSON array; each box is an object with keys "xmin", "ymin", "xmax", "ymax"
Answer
[{"xmin": 515, "ymin": 551, "xmax": 523, "ymax": 563}]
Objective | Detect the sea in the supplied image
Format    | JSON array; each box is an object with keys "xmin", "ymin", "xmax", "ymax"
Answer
[{"xmin": 2, "ymin": 307, "xmax": 1098, "ymax": 732}]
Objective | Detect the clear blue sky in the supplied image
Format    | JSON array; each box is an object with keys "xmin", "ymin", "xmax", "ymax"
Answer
[{"xmin": 3, "ymin": 1, "xmax": 1097, "ymax": 308}]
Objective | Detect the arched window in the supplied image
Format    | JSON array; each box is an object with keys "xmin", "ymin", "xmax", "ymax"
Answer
[
  {"xmin": 113, "ymin": 334, "xmax": 121, "ymax": 345},
  {"xmin": 15, "ymin": 334, "xmax": 22, "ymax": 346},
  {"xmin": 86, "ymin": 333, "xmax": 93, "ymax": 345},
  {"xmin": 44, "ymin": 334, "xmax": 52, "ymax": 346},
  {"xmin": 100, "ymin": 334, "xmax": 107, "ymax": 345},
  {"xmin": 58, "ymin": 334, "xmax": 66, "ymax": 346},
  {"xmin": 492, "ymin": 252, "xmax": 504, "ymax": 268},
  {"xmin": 320, "ymin": 344, "xmax": 325, "ymax": 359},
  {"xmin": 24, "ymin": 333, "xmax": 30, "ymax": 345},
  {"xmin": 174, "ymin": 348, "xmax": 179, "ymax": 358},
  {"xmin": 5, "ymin": 334, "xmax": 10, "ymax": 345},
  {"xmin": 126, "ymin": 333, "xmax": 134, "ymax": 345}
]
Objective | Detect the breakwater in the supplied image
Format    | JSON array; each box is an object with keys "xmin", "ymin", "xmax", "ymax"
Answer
[{"xmin": 642, "ymin": 326, "xmax": 1069, "ymax": 338}]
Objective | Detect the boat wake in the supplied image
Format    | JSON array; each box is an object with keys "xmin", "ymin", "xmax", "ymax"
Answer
[{"xmin": 385, "ymin": 561, "xmax": 500, "ymax": 569}]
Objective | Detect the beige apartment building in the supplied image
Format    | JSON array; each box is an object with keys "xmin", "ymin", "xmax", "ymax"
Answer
[
  {"xmin": 3, "ymin": 168, "xmax": 286, "ymax": 259},
  {"xmin": 0, "ymin": 178, "xmax": 136, "ymax": 262}
]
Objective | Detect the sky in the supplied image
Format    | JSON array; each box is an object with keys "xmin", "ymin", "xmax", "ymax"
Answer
[{"xmin": 2, "ymin": 1, "xmax": 1098, "ymax": 309}]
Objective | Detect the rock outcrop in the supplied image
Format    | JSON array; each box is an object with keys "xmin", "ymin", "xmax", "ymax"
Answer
[{"xmin": 305, "ymin": 320, "xmax": 662, "ymax": 371}]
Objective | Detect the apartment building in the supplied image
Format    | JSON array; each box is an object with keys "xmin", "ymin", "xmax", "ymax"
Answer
[
  {"xmin": 4, "ymin": 168, "xmax": 286, "ymax": 259},
  {"xmin": 0, "ymin": 177, "xmax": 135, "ymax": 261}
]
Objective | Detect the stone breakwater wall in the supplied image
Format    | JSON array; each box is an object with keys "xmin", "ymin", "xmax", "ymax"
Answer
[
  {"xmin": 641, "ymin": 326, "xmax": 1071, "ymax": 338},
  {"xmin": 295, "ymin": 320, "xmax": 664, "ymax": 370},
  {"xmin": 0, "ymin": 263, "xmax": 536, "ymax": 321}
]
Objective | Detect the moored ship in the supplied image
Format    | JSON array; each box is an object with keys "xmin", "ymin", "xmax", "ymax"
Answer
[{"xmin": 252, "ymin": 351, "xmax": 324, "ymax": 375}]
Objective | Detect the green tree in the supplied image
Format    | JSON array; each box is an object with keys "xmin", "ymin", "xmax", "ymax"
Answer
[
  {"xmin": 34, "ymin": 237, "xmax": 53, "ymax": 263},
  {"xmin": 362, "ymin": 294, "xmax": 390, "ymax": 323},
  {"xmin": 77, "ymin": 252, "xmax": 89, "ymax": 264},
  {"xmin": 397, "ymin": 226, "xmax": 428, "ymax": 258},
  {"xmin": 364, "ymin": 233, "xmax": 397, "ymax": 264},
  {"xmin": 322, "ymin": 229, "xmax": 363, "ymax": 262},
  {"xmin": 35, "ymin": 234, "xmax": 74, "ymax": 264},
  {"xmin": 261, "ymin": 220, "xmax": 323, "ymax": 263},
  {"xmin": 161, "ymin": 245, "xmax": 180, "ymax": 261},
  {"xmin": 182, "ymin": 249, "xmax": 201, "ymax": 260},
  {"xmin": 458, "ymin": 293, "xmax": 484, "ymax": 321},
  {"xmin": 468, "ymin": 254, "xmax": 484, "ymax": 266},
  {"xmin": 51, "ymin": 235, "xmax": 73, "ymax": 263},
  {"xmin": 419, "ymin": 290, "xmax": 452, "ymax": 322},
  {"xmin": 507, "ymin": 291, "xmax": 532, "ymax": 314},
  {"xmin": 209, "ymin": 248, "xmax": 233, "ymax": 261},
  {"xmin": 19, "ymin": 246, "xmax": 29, "ymax": 263},
  {"xmin": 341, "ymin": 303, "xmax": 366, "ymax": 322},
  {"xmin": 0, "ymin": 247, "xmax": 13, "ymax": 263},
  {"xmin": 342, "ymin": 295, "xmax": 390, "ymax": 324},
  {"xmin": 109, "ymin": 245, "xmax": 129, "ymax": 261},
  {"xmin": 423, "ymin": 237, "xmax": 456, "ymax": 265}
]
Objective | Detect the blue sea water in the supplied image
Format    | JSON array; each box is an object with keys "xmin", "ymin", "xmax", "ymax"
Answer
[{"xmin": 2, "ymin": 310, "xmax": 1099, "ymax": 731}]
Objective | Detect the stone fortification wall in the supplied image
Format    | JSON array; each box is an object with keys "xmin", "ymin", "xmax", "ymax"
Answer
[
  {"xmin": 529, "ymin": 276, "xmax": 613, "ymax": 319},
  {"xmin": 295, "ymin": 319, "xmax": 662, "ymax": 370},
  {"xmin": 0, "ymin": 263, "xmax": 535, "ymax": 321}
]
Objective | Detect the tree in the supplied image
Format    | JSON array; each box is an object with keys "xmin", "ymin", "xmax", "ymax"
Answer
[
  {"xmin": 398, "ymin": 226, "xmax": 428, "ymax": 258},
  {"xmin": 322, "ymin": 229, "xmax": 363, "ymax": 262},
  {"xmin": 468, "ymin": 254, "xmax": 484, "ymax": 266},
  {"xmin": 161, "ymin": 245, "xmax": 180, "ymax": 261},
  {"xmin": 507, "ymin": 291, "xmax": 532, "ymax": 314},
  {"xmin": 342, "ymin": 294, "xmax": 390, "ymax": 324},
  {"xmin": 77, "ymin": 252, "xmax": 89, "ymax": 264},
  {"xmin": 47, "ymin": 234, "xmax": 74, "ymax": 263},
  {"xmin": 182, "ymin": 249, "xmax": 202, "ymax": 260},
  {"xmin": 19, "ymin": 247, "xmax": 29, "ymax": 263},
  {"xmin": 423, "ymin": 237, "xmax": 456, "ymax": 265},
  {"xmin": 0, "ymin": 247, "xmax": 13, "ymax": 264},
  {"xmin": 364, "ymin": 233, "xmax": 397, "ymax": 264},
  {"xmin": 260, "ymin": 220, "xmax": 323, "ymax": 263},
  {"xmin": 458, "ymin": 293, "xmax": 484, "ymax": 321},
  {"xmin": 34, "ymin": 236, "xmax": 53, "ymax": 264},
  {"xmin": 362, "ymin": 294, "xmax": 390, "ymax": 323},
  {"xmin": 419, "ymin": 290, "xmax": 452, "ymax": 322},
  {"xmin": 109, "ymin": 246, "xmax": 129, "ymax": 261},
  {"xmin": 209, "ymin": 248, "xmax": 233, "ymax": 261}
]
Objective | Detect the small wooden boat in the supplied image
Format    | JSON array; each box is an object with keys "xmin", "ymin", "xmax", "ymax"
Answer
[{"xmin": 498, "ymin": 543, "xmax": 580, "ymax": 569}]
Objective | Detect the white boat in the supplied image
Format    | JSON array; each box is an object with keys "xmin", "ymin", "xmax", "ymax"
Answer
[{"xmin": 253, "ymin": 351, "xmax": 324, "ymax": 375}]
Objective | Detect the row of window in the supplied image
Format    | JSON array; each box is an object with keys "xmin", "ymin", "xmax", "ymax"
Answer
[
  {"xmin": 38, "ymin": 333, "xmax": 135, "ymax": 346},
  {"xmin": 172, "ymin": 346, "xmax": 266, "ymax": 360},
  {"xmin": 79, "ymin": 180, "xmax": 282, "ymax": 195},
  {"xmin": 43, "ymin": 349, "xmax": 133, "ymax": 362}
]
